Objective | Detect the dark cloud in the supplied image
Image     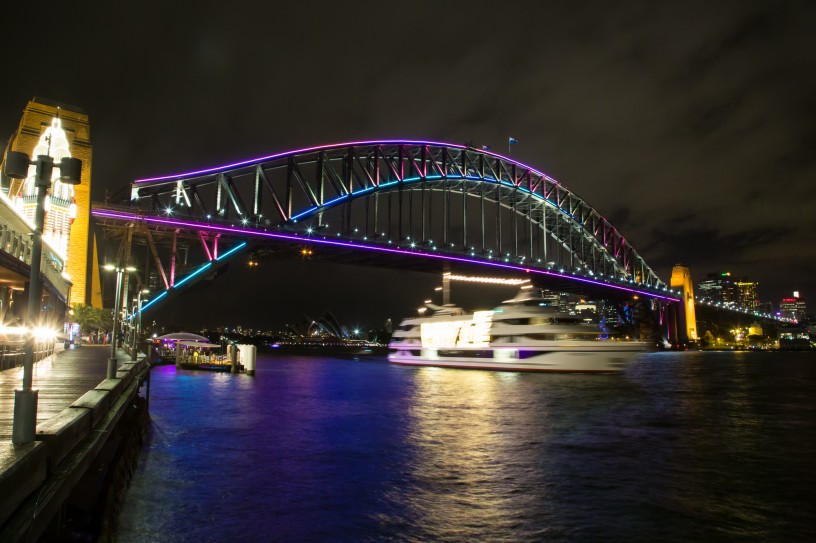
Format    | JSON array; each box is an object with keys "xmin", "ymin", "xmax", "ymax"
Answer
[
  {"xmin": 647, "ymin": 224, "xmax": 795, "ymax": 269},
  {"xmin": 675, "ymin": 9, "xmax": 779, "ymax": 84}
]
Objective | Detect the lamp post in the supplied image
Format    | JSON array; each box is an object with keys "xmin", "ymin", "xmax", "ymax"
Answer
[
  {"xmin": 2, "ymin": 150, "xmax": 82, "ymax": 444},
  {"xmin": 131, "ymin": 288, "xmax": 149, "ymax": 360},
  {"xmin": 104, "ymin": 263, "xmax": 135, "ymax": 378}
]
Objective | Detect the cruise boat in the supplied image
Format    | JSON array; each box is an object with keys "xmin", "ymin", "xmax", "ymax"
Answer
[{"xmin": 388, "ymin": 289, "xmax": 649, "ymax": 372}]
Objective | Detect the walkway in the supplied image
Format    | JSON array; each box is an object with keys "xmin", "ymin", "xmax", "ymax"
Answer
[{"xmin": 0, "ymin": 345, "xmax": 132, "ymax": 440}]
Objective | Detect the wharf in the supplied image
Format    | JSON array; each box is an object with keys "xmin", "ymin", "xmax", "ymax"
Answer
[
  {"xmin": 0, "ymin": 345, "xmax": 121, "ymax": 440},
  {"xmin": 0, "ymin": 344, "xmax": 149, "ymax": 542}
]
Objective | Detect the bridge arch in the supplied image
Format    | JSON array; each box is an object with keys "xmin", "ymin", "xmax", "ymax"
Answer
[{"xmin": 128, "ymin": 141, "xmax": 665, "ymax": 290}]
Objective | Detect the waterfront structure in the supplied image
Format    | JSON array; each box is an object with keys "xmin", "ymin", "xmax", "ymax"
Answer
[
  {"xmin": 0, "ymin": 187, "xmax": 73, "ymax": 326},
  {"xmin": 1, "ymin": 98, "xmax": 101, "ymax": 308},
  {"xmin": 0, "ymin": 347, "xmax": 149, "ymax": 540}
]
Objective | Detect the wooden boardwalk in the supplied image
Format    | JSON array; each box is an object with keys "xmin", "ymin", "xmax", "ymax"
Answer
[{"xmin": 0, "ymin": 345, "xmax": 131, "ymax": 440}]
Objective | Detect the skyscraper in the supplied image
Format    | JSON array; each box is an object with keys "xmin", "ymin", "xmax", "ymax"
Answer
[
  {"xmin": 735, "ymin": 279, "xmax": 759, "ymax": 310},
  {"xmin": 697, "ymin": 272, "xmax": 757, "ymax": 309},
  {"xmin": 779, "ymin": 292, "xmax": 807, "ymax": 322},
  {"xmin": 697, "ymin": 272, "xmax": 736, "ymax": 305}
]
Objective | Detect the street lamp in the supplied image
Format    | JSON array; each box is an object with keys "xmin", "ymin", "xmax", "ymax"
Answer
[
  {"xmin": 103, "ymin": 263, "xmax": 136, "ymax": 378},
  {"xmin": 2, "ymin": 149, "xmax": 82, "ymax": 444},
  {"xmin": 131, "ymin": 288, "xmax": 149, "ymax": 360}
]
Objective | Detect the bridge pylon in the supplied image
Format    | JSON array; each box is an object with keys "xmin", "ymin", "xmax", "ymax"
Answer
[{"xmin": 669, "ymin": 264, "xmax": 698, "ymax": 347}]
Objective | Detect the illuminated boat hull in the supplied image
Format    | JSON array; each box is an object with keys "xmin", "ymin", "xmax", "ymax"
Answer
[
  {"xmin": 387, "ymin": 342, "xmax": 644, "ymax": 372},
  {"xmin": 387, "ymin": 300, "xmax": 648, "ymax": 373}
]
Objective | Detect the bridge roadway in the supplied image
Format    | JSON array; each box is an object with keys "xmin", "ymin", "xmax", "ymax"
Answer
[{"xmin": 0, "ymin": 345, "xmax": 149, "ymax": 541}]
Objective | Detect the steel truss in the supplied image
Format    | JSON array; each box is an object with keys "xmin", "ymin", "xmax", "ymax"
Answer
[{"xmin": 124, "ymin": 141, "xmax": 665, "ymax": 289}]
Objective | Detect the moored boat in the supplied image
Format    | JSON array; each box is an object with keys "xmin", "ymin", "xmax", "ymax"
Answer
[{"xmin": 149, "ymin": 332, "xmax": 213, "ymax": 365}]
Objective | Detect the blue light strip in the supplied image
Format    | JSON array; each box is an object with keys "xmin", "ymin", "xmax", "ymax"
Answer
[
  {"xmin": 139, "ymin": 290, "xmax": 168, "ymax": 312},
  {"xmin": 322, "ymin": 194, "xmax": 349, "ymax": 207},
  {"xmin": 216, "ymin": 241, "xmax": 248, "ymax": 261},
  {"xmin": 174, "ymin": 262, "xmax": 212, "ymax": 289},
  {"xmin": 290, "ymin": 177, "xmax": 436, "ymax": 222},
  {"xmin": 137, "ymin": 241, "xmax": 248, "ymax": 314},
  {"xmin": 291, "ymin": 207, "xmax": 318, "ymax": 221},
  {"xmin": 288, "ymin": 173, "xmax": 571, "ymax": 225}
]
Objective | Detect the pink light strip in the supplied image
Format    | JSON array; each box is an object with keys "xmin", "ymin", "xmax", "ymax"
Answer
[
  {"xmin": 198, "ymin": 231, "xmax": 212, "ymax": 261},
  {"xmin": 92, "ymin": 208, "xmax": 679, "ymax": 302}
]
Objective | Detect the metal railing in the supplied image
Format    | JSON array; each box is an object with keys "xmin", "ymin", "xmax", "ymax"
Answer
[{"xmin": 0, "ymin": 340, "xmax": 55, "ymax": 371}]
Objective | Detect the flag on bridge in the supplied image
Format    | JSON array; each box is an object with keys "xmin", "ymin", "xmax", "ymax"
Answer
[
  {"xmin": 508, "ymin": 137, "xmax": 519, "ymax": 156},
  {"xmin": 481, "ymin": 145, "xmax": 491, "ymax": 151}
]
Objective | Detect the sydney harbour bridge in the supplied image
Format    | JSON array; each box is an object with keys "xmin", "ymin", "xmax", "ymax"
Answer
[{"xmin": 90, "ymin": 140, "xmax": 705, "ymax": 344}]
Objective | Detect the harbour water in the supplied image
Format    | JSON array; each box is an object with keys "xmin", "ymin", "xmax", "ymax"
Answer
[{"xmin": 118, "ymin": 351, "xmax": 815, "ymax": 542}]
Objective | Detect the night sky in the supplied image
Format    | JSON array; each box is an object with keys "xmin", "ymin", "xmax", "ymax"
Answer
[{"xmin": 1, "ymin": 2, "xmax": 814, "ymax": 331}]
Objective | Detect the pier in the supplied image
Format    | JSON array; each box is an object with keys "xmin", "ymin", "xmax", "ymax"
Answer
[{"xmin": 0, "ymin": 345, "xmax": 149, "ymax": 541}]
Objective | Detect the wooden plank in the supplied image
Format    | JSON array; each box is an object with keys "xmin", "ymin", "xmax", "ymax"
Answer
[{"xmin": 0, "ymin": 346, "xmax": 119, "ymax": 440}]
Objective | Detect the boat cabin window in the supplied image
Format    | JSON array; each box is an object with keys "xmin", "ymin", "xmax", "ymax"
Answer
[
  {"xmin": 520, "ymin": 299, "xmax": 549, "ymax": 307},
  {"xmin": 499, "ymin": 316, "xmax": 556, "ymax": 325},
  {"xmin": 525, "ymin": 332, "xmax": 599, "ymax": 341},
  {"xmin": 549, "ymin": 317, "xmax": 583, "ymax": 325},
  {"xmin": 499, "ymin": 318, "xmax": 530, "ymax": 325}
]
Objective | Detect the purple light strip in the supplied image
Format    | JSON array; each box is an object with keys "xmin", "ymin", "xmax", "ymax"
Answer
[
  {"xmin": 92, "ymin": 208, "xmax": 679, "ymax": 302},
  {"xmin": 134, "ymin": 139, "xmax": 560, "ymax": 187}
]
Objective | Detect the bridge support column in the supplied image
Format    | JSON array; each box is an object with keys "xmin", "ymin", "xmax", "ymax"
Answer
[
  {"xmin": 664, "ymin": 302, "xmax": 679, "ymax": 347},
  {"xmin": 631, "ymin": 298, "xmax": 665, "ymax": 345}
]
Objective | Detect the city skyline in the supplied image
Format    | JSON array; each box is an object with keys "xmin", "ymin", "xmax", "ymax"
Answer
[{"xmin": 1, "ymin": 2, "xmax": 813, "ymax": 327}]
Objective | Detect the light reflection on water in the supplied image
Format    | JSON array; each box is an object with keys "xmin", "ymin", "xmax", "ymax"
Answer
[
  {"xmin": 399, "ymin": 368, "xmax": 534, "ymax": 539},
  {"xmin": 118, "ymin": 352, "xmax": 816, "ymax": 542}
]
